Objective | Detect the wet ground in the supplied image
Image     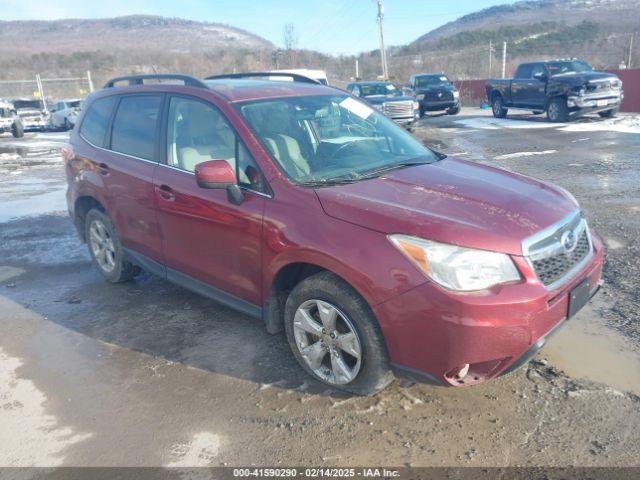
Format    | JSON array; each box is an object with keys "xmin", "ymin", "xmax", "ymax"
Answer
[{"xmin": 0, "ymin": 112, "xmax": 639, "ymax": 468}]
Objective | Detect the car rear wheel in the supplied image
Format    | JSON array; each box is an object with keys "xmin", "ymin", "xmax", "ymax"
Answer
[
  {"xmin": 598, "ymin": 107, "xmax": 618, "ymax": 118},
  {"xmin": 85, "ymin": 209, "xmax": 139, "ymax": 283},
  {"xmin": 284, "ymin": 271, "xmax": 393, "ymax": 395},
  {"xmin": 547, "ymin": 97, "xmax": 568, "ymax": 122},
  {"xmin": 492, "ymin": 95, "xmax": 508, "ymax": 118}
]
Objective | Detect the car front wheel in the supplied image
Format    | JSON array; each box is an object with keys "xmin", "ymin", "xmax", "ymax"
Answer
[
  {"xmin": 547, "ymin": 97, "xmax": 569, "ymax": 122},
  {"xmin": 284, "ymin": 271, "xmax": 393, "ymax": 395},
  {"xmin": 598, "ymin": 107, "xmax": 618, "ymax": 118},
  {"xmin": 85, "ymin": 209, "xmax": 139, "ymax": 283}
]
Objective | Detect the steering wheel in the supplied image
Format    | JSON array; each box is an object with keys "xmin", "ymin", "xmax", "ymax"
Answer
[{"xmin": 325, "ymin": 140, "xmax": 361, "ymax": 164}]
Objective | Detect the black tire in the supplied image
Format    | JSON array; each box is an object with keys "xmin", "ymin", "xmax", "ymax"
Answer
[
  {"xmin": 598, "ymin": 107, "xmax": 618, "ymax": 118},
  {"xmin": 63, "ymin": 118, "xmax": 71, "ymax": 131},
  {"xmin": 419, "ymin": 107, "xmax": 425, "ymax": 118},
  {"xmin": 84, "ymin": 209, "xmax": 139, "ymax": 283},
  {"xmin": 491, "ymin": 95, "xmax": 508, "ymax": 118},
  {"xmin": 11, "ymin": 121, "xmax": 24, "ymax": 138},
  {"xmin": 284, "ymin": 271, "xmax": 394, "ymax": 396},
  {"xmin": 546, "ymin": 97, "xmax": 569, "ymax": 122},
  {"xmin": 447, "ymin": 104, "xmax": 461, "ymax": 115}
]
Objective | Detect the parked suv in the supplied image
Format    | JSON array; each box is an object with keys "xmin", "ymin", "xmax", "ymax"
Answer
[
  {"xmin": 0, "ymin": 99, "xmax": 24, "ymax": 137},
  {"xmin": 65, "ymin": 73, "xmax": 603, "ymax": 395}
]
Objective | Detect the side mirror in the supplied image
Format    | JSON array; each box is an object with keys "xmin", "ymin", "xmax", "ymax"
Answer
[
  {"xmin": 194, "ymin": 159, "xmax": 244, "ymax": 205},
  {"xmin": 533, "ymin": 72, "xmax": 548, "ymax": 81}
]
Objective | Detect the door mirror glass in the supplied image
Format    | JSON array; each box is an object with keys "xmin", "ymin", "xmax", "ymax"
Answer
[{"xmin": 533, "ymin": 71, "xmax": 547, "ymax": 81}]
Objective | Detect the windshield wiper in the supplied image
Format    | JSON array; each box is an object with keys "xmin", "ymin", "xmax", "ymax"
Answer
[
  {"xmin": 358, "ymin": 160, "xmax": 432, "ymax": 179},
  {"xmin": 297, "ymin": 174, "xmax": 362, "ymax": 188}
]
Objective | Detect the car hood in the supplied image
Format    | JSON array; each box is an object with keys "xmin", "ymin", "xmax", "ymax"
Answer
[
  {"xmin": 363, "ymin": 94, "xmax": 415, "ymax": 105},
  {"xmin": 551, "ymin": 71, "xmax": 619, "ymax": 84},
  {"xmin": 315, "ymin": 157, "xmax": 577, "ymax": 255}
]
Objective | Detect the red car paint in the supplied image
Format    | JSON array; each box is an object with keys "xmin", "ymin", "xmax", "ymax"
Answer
[{"xmin": 66, "ymin": 79, "xmax": 603, "ymax": 386}]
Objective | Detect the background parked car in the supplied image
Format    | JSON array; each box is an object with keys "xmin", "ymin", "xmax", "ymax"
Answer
[
  {"xmin": 0, "ymin": 99, "xmax": 24, "ymax": 137},
  {"xmin": 12, "ymin": 98, "xmax": 48, "ymax": 132},
  {"xmin": 346, "ymin": 81, "xmax": 419, "ymax": 125},
  {"xmin": 49, "ymin": 99, "xmax": 82, "ymax": 130},
  {"xmin": 409, "ymin": 73, "xmax": 461, "ymax": 117},
  {"xmin": 485, "ymin": 59, "xmax": 623, "ymax": 122}
]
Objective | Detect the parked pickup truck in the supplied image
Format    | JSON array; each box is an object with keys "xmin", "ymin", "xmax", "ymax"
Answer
[{"xmin": 485, "ymin": 59, "xmax": 623, "ymax": 122}]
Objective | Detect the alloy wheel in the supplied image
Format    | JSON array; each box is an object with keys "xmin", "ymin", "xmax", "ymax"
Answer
[
  {"xmin": 89, "ymin": 219, "xmax": 116, "ymax": 273},
  {"xmin": 292, "ymin": 299, "xmax": 362, "ymax": 385}
]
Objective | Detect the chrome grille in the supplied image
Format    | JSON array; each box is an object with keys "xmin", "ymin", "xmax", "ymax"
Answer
[
  {"xmin": 523, "ymin": 211, "xmax": 593, "ymax": 289},
  {"xmin": 532, "ymin": 230, "xmax": 590, "ymax": 286},
  {"xmin": 586, "ymin": 79, "xmax": 620, "ymax": 94},
  {"xmin": 383, "ymin": 101, "xmax": 414, "ymax": 118}
]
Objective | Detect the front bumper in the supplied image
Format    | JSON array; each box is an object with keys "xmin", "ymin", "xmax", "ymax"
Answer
[
  {"xmin": 376, "ymin": 233, "xmax": 604, "ymax": 387},
  {"xmin": 22, "ymin": 120, "xmax": 47, "ymax": 131},
  {"xmin": 419, "ymin": 100, "xmax": 459, "ymax": 111},
  {"xmin": 567, "ymin": 90, "xmax": 623, "ymax": 113}
]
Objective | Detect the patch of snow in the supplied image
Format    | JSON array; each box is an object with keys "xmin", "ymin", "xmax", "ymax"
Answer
[
  {"xmin": 166, "ymin": 432, "xmax": 221, "ymax": 467},
  {"xmin": 560, "ymin": 115, "xmax": 640, "ymax": 134},
  {"xmin": 494, "ymin": 150, "xmax": 558, "ymax": 160},
  {"xmin": 0, "ymin": 347, "xmax": 92, "ymax": 466},
  {"xmin": 454, "ymin": 117, "xmax": 559, "ymax": 130}
]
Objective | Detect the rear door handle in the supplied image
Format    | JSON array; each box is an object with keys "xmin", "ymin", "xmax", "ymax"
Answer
[
  {"xmin": 98, "ymin": 162, "xmax": 110, "ymax": 175},
  {"xmin": 156, "ymin": 184, "xmax": 175, "ymax": 201}
]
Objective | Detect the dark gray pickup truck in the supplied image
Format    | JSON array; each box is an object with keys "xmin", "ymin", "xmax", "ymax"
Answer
[{"xmin": 485, "ymin": 59, "xmax": 623, "ymax": 122}]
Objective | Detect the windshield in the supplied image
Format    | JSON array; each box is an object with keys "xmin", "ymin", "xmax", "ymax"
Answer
[
  {"xmin": 415, "ymin": 75, "xmax": 450, "ymax": 88},
  {"xmin": 13, "ymin": 100, "xmax": 42, "ymax": 110},
  {"xmin": 357, "ymin": 83, "xmax": 400, "ymax": 97},
  {"xmin": 236, "ymin": 94, "xmax": 439, "ymax": 185},
  {"xmin": 546, "ymin": 61, "xmax": 593, "ymax": 75},
  {"xmin": 69, "ymin": 100, "xmax": 82, "ymax": 108}
]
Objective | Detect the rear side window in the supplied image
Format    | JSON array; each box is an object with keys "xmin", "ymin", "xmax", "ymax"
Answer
[
  {"xmin": 111, "ymin": 95, "xmax": 162, "ymax": 161},
  {"xmin": 79, "ymin": 96, "xmax": 117, "ymax": 147},
  {"xmin": 514, "ymin": 64, "xmax": 533, "ymax": 79}
]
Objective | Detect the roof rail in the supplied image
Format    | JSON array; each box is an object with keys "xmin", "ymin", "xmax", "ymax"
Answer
[
  {"xmin": 205, "ymin": 71, "xmax": 321, "ymax": 85},
  {"xmin": 103, "ymin": 74, "xmax": 209, "ymax": 89}
]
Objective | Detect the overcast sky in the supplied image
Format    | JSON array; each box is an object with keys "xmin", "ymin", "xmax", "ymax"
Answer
[{"xmin": 0, "ymin": 0, "xmax": 519, "ymax": 55}]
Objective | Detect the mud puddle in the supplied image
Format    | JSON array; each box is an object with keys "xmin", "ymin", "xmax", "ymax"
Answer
[{"xmin": 540, "ymin": 297, "xmax": 640, "ymax": 396}]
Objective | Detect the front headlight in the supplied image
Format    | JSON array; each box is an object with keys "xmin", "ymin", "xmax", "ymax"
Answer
[
  {"xmin": 412, "ymin": 101, "xmax": 419, "ymax": 110},
  {"xmin": 453, "ymin": 90, "xmax": 460, "ymax": 99},
  {"xmin": 389, "ymin": 235, "xmax": 520, "ymax": 291}
]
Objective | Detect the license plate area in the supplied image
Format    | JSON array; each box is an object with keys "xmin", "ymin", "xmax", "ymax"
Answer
[
  {"xmin": 596, "ymin": 99, "xmax": 608, "ymax": 107},
  {"xmin": 568, "ymin": 277, "xmax": 590, "ymax": 318}
]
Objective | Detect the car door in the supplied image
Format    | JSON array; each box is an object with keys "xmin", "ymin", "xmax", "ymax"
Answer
[
  {"xmin": 527, "ymin": 63, "xmax": 548, "ymax": 107},
  {"xmin": 101, "ymin": 93, "xmax": 165, "ymax": 265},
  {"xmin": 153, "ymin": 94, "xmax": 267, "ymax": 308},
  {"xmin": 511, "ymin": 64, "xmax": 533, "ymax": 106}
]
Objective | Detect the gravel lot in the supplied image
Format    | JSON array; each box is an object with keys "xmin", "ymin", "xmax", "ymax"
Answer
[{"xmin": 0, "ymin": 111, "xmax": 639, "ymax": 468}]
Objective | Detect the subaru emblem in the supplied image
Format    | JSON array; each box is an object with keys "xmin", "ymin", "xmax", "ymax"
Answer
[{"xmin": 561, "ymin": 230, "xmax": 577, "ymax": 252}]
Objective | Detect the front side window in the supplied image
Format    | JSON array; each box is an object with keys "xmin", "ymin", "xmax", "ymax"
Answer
[
  {"xmin": 515, "ymin": 64, "xmax": 533, "ymax": 79},
  {"xmin": 79, "ymin": 96, "xmax": 117, "ymax": 148},
  {"xmin": 166, "ymin": 96, "xmax": 266, "ymax": 192},
  {"xmin": 111, "ymin": 95, "xmax": 162, "ymax": 161},
  {"xmin": 236, "ymin": 94, "xmax": 439, "ymax": 186}
]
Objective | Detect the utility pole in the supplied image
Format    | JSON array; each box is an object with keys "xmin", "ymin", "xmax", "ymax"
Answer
[
  {"xmin": 629, "ymin": 33, "xmax": 634, "ymax": 69},
  {"xmin": 86, "ymin": 70, "xmax": 94, "ymax": 92},
  {"xmin": 489, "ymin": 40, "xmax": 493, "ymax": 77},
  {"xmin": 35, "ymin": 74, "xmax": 48, "ymax": 114},
  {"xmin": 501, "ymin": 42, "xmax": 507, "ymax": 79},
  {"xmin": 377, "ymin": 0, "xmax": 388, "ymax": 80},
  {"xmin": 355, "ymin": 59, "xmax": 360, "ymax": 79}
]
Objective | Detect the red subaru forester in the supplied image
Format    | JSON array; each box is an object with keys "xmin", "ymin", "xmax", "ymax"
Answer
[{"xmin": 64, "ymin": 73, "xmax": 603, "ymax": 395}]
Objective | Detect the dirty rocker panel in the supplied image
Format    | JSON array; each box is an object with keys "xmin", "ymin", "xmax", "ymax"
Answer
[{"xmin": 123, "ymin": 247, "xmax": 263, "ymax": 319}]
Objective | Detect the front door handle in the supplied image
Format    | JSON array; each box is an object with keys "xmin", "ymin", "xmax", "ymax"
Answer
[
  {"xmin": 98, "ymin": 162, "xmax": 110, "ymax": 176},
  {"xmin": 156, "ymin": 184, "xmax": 175, "ymax": 201}
]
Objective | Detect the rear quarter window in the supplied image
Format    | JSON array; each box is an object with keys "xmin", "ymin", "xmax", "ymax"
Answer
[{"xmin": 79, "ymin": 96, "xmax": 117, "ymax": 147}]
